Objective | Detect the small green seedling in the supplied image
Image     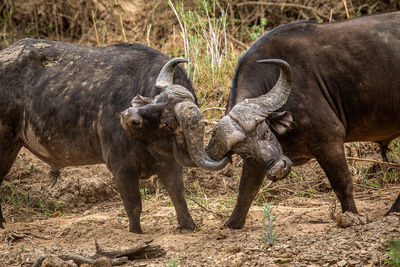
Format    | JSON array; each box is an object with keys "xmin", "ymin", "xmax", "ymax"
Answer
[
  {"xmin": 169, "ymin": 257, "xmax": 182, "ymax": 267},
  {"xmin": 258, "ymin": 202, "xmax": 279, "ymax": 245},
  {"xmin": 29, "ymin": 162, "xmax": 39, "ymax": 171},
  {"xmin": 384, "ymin": 239, "xmax": 400, "ymax": 267},
  {"xmin": 140, "ymin": 187, "xmax": 151, "ymax": 200},
  {"xmin": 250, "ymin": 17, "xmax": 268, "ymax": 41}
]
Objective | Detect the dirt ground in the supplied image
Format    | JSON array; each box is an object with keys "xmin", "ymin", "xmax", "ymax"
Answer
[{"xmin": 0, "ymin": 143, "xmax": 400, "ymax": 266}]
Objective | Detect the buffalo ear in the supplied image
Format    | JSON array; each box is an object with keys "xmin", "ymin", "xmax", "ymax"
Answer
[
  {"xmin": 131, "ymin": 95, "xmax": 153, "ymax": 107},
  {"xmin": 267, "ymin": 111, "xmax": 293, "ymax": 135}
]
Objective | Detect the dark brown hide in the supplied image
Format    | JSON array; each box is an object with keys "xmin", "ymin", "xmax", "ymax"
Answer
[
  {"xmin": 0, "ymin": 39, "xmax": 198, "ymax": 233},
  {"xmin": 225, "ymin": 12, "xmax": 400, "ymax": 228}
]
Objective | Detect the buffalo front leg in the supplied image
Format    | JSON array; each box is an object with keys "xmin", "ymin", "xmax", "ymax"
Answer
[
  {"xmin": 0, "ymin": 139, "xmax": 22, "ymax": 228},
  {"xmin": 113, "ymin": 166, "xmax": 143, "ymax": 234},
  {"xmin": 225, "ymin": 159, "xmax": 265, "ymax": 229},
  {"xmin": 157, "ymin": 162, "xmax": 195, "ymax": 231},
  {"xmin": 310, "ymin": 142, "xmax": 358, "ymax": 213}
]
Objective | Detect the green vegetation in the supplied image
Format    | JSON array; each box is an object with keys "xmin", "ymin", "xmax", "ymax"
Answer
[
  {"xmin": 39, "ymin": 195, "xmax": 64, "ymax": 217},
  {"xmin": 5, "ymin": 184, "xmax": 64, "ymax": 217},
  {"xmin": 258, "ymin": 202, "xmax": 279, "ymax": 245},
  {"xmin": 1, "ymin": 0, "xmax": 400, "ymax": 257},
  {"xmin": 169, "ymin": 257, "xmax": 182, "ymax": 267},
  {"xmin": 5, "ymin": 184, "xmax": 30, "ymax": 211},
  {"xmin": 116, "ymin": 208, "xmax": 129, "ymax": 223},
  {"xmin": 186, "ymin": 180, "xmax": 209, "ymax": 209},
  {"xmin": 250, "ymin": 17, "xmax": 268, "ymax": 41},
  {"xmin": 168, "ymin": 0, "xmax": 234, "ymax": 109},
  {"xmin": 140, "ymin": 187, "xmax": 152, "ymax": 200},
  {"xmin": 29, "ymin": 162, "xmax": 39, "ymax": 171},
  {"xmin": 384, "ymin": 239, "xmax": 400, "ymax": 267},
  {"xmin": 298, "ymin": 189, "xmax": 317, "ymax": 198}
]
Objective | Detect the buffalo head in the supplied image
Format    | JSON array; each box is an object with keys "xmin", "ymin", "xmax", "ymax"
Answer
[
  {"xmin": 207, "ymin": 59, "xmax": 293, "ymax": 181},
  {"xmin": 120, "ymin": 58, "xmax": 228, "ymax": 171}
]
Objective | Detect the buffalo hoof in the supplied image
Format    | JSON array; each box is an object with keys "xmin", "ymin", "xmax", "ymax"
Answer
[
  {"xmin": 49, "ymin": 169, "xmax": 61, "ymax": 187},
  {"xmin": 176, "ymin": 225, "xmax": 195, "ymax": 234},
  {"xmin": 224, "ymin": 221, "xmax": 244, "ymax": 229},
  {"xmin": 385, "ymin": 211, "xmax": 400, "ymax": 217},
  {"xmin": 336, "ymin": 211, "xmax": 368, "ymax": 228},
  {"xmin": 129, "ymin": 225, "xmax": 143, "ymax": 234}
]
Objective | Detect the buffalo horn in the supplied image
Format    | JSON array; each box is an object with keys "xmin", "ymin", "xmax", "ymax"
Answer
[
  {"xmin": 255, "ymin": 59, "xmax": 292, "ymax": 114},
  {"xmin": 207, "ymin": 59, "xmax": 292, "ymax": 157},
  {"xmin": 227, "ymin": 59, "xmax": 292, "ymax": 133},
  {"xmin": 175, "ymin": 101, "xmax": 229, "ymax": 171},
  {"xmin": 155, "ymin": 57, "xmax": 187, "ymax": 89}
]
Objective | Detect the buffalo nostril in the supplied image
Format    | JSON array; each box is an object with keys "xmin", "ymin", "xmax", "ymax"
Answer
[
  {"xmin": 121, "ymin": 108, "xmax": 142, "ymax": 126},
  {"xmin": 274, "ymin": 160, "xmax": 285, "ymax": 170},
  {"xmin": 267, "ymin": 159, "xmax": 291, "ymax": 180},
  {"xmin": 283, "ymin": 158, "xmax": 293, "ymax": 171}
]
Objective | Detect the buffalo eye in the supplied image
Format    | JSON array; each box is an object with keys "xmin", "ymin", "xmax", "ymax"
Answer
[{"xmin": 263, "ymin": 129, "xmax": 274, "ymax": 141}]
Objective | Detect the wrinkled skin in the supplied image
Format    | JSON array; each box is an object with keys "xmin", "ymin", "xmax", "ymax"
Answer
[
  {"xmin": 233, "ymin": 121, "xmax": 291, "ymax": 182},
  {"xmin": 223, "ymin": 12, "xmax": 400, "ymax": 229},
  {"xmin": 121, "ymin": 56, "xmax": 294, "ymax": 230},
  {"xmin": 204, "ymin": 59, "xmax": 294, "ymax": 229},
  {"xmin": 0, "ymin": 39, "xmax": 224, "ymax": 233}
]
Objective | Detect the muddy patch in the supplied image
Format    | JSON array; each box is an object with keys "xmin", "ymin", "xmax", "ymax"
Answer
[{"xmin": 0, "ymin": 145, "xmax": 399, "ymax": 266}]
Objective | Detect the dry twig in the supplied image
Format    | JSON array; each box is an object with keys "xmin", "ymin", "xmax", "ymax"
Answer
[
  {"xmin": 234, "ymin": 1, "xmax": 330, "ymax": 20},
  {"xmin": 186, "ymin": 196, "xmax": 227, "ymax": 218},
  {"xmin": 3, "ymin": 231, "xmax": 36, "ymax": 246},
  {"xmin": 29, "ymin": 239, "xmax": 165, "ymax": 266},
  {"xmin": 346, "ymin": 156, "xmax": 400, "ymax": 167},
  {"xmin": 201, "ymin": 107, "xmax": 226, "ymax": 113}
]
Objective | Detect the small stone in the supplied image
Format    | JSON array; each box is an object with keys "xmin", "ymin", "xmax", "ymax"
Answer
[
  {"xmin": 337, "ymin": 259, "xmax": 347, "ymax": 267},
  {"xmin": 225, "ymin": 245, "xmax": 241, "ymax": 254},
  {"xmin": 336, "ymin": 212, "xmax": 368, "ymax": 228},
  {"xmin": 41, "ymin": 256, "xmax": 77, "ymax": 267},
  {"xmin": 91, "ymin": 257, "xmax": 112, "ymax": 267},
  {"xmin": 230, "ymin": 252, "xmax": 245, "ymax": 267},
  {"xmin": 349, "ymin": 260, "xmax": 360, "ymax": 265}
]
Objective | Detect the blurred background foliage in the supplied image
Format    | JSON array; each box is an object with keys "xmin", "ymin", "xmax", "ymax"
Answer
[{"xmin": 1, "ymin": 0, "xmax": 399, "ymax": 109}]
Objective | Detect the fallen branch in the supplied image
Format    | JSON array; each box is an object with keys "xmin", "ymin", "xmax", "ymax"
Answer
[
  {"xmin": 203, "ymin": 119, "xmax": 218, "ymax": 125},
  {"xmin": 201, "ymin": 107, "xmax": 226, "ymax": 113},
  {"xmin": 186, "ymin": 196, "xmax": 227, "ymax": 218},
  {"xmin": 4, "ymin": 231, "xmax": 36, "ymax": 246},
  {"xmin": 227, "ymin": 33, "xmax": 248, "ymax": 50},
  {"xmin": 29, "ymin": 239, "xmax": 165, "ymax": 266},
  {"xmin": 234, "ymin": 1, "xmax": 330, "ymax": 21},
  {"xmin": 346, "ymin": 156, "xmax": 400, "ymax": 167},
  {"xmin": 31, "ymin": 254, "xmax": 126, "ymax": 267}
]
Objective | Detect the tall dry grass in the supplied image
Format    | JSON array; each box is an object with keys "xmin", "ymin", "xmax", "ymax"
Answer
[
  {"xmin": 168, "ymin": 0, "xmax": 235, "ymax": 113},
  {"xmin": 1, "ymin": 0, "xmax": 399, "ymax": 115}
]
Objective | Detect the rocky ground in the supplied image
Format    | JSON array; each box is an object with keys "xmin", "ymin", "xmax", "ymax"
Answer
[{"xmin": 0, "ymin": 143, "xmax": 400, "ymax": 266}]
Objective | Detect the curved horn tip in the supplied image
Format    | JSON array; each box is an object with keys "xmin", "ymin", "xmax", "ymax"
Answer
[
  {"xmin": 156, "ymin": 57, "xmax": 188, "ymax": 89},
  {"xmin": 256, "ymin": 59, "xmax": 292, "ymax": 70}
]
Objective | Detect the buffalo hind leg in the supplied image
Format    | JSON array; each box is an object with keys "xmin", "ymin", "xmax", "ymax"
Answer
[
  {"xmin": 225, "ymin": 159, "xmax": 265, "ymax": 229},
  {"xmin": 311, "ymin": 142, "xmax": 357, "ymax": 213},
  {"xmin": 377, "ymin": 140, "xmax": 392, "ymax": 162},
  {"xmin": 49, "ymin": 166, "xmax": 61, "ymax": 187},
  {"xmin": 310, "ymin": 142, "xmax": 369, "ymax": 226},
  {"xmin": 0, "ymin": 140, "xmax": 22, "ymax": 228},
  {"xmin": 386, "ymin": 193, "xmax": 400, "ymax": 215},
  {"xmin": 157, "ymin": 162, "xmax": 195, "ymax": 232}
]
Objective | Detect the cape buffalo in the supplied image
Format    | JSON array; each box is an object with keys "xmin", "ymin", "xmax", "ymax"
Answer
[
  {"xmin": 0, "ymin": 38, "xmax": 227, "ymax": 233},
  {"xmin": 208, "ymin": 11, "xmax": 400, "ymax": 228}
]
